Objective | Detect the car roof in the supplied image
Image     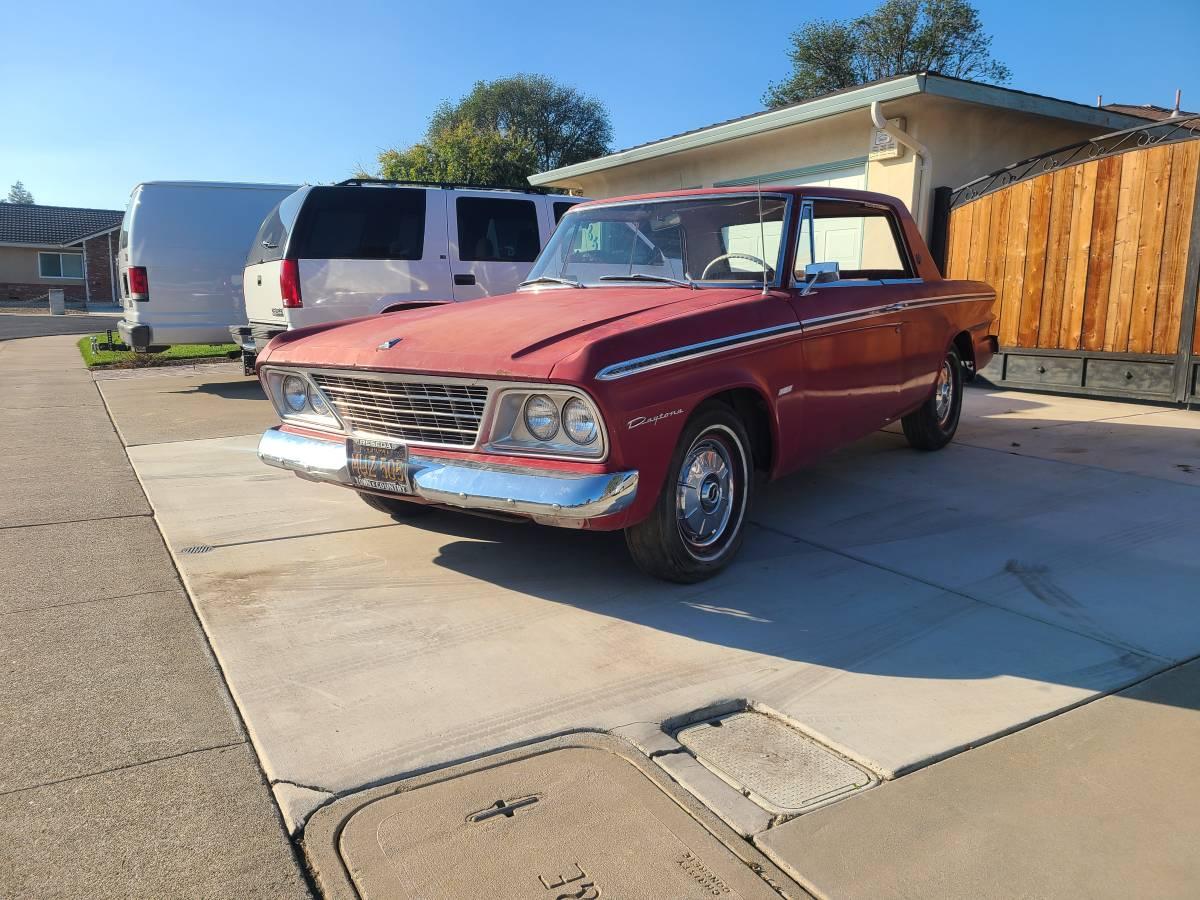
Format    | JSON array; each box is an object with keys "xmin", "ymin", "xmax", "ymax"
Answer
[{"xmin": 571, "ymin": 185, "xmax": 904, "ymax": 210}]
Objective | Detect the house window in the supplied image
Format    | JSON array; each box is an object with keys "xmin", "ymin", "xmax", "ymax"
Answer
[{"xmin": 38, "ymin": 252, "xmax": 84, "ymax": 279}]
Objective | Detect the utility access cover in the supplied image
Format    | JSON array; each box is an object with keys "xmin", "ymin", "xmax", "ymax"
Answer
[
  {"xmin": 306, "ymin": 736, "xmax": 800, "ymax": 899},
  {"xmin": 678, "ymin": 711, "xmax": 878, "ymax": 816}
]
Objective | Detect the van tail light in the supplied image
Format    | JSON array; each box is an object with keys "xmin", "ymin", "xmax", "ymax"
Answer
[
  {"xmin": 128, "ymin": 266, "xmax": 149, "ymax": 301},
  {"xmin": 280, "ymin": 259, "xmax": 302, "ymax": 308}
]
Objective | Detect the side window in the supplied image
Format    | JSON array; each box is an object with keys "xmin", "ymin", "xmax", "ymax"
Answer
[
  {"xmin": 457, "ymin": 198, "xmax": 540, "ymax": 262},
  {"xmin": 793, "ymin": 200, "xmax": 912, "ymax": 282},
  {"xmin": 553, "ymin": 200, "xmax": 578, "ymax": 223},
  {"xmin": 248, "ymin": 206, "xmax": 287, "ymax": 265},
  {"xmin": 292, "ymin": 187, "xmax": 426, "ymax": 261}
]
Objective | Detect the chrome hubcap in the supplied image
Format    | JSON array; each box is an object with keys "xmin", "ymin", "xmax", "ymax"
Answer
[
  {"xmin": 677, "ymin": 436, "xmax": 735, "ymax": 555},
  {"xmin": 935, "ymin": 359, "xmax": 955, "ymax": 425}
]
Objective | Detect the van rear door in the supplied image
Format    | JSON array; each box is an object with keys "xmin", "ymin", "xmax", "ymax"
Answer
[{"xmin": 447, "ymin": 191, "xmax": 546, "ymax": 300}]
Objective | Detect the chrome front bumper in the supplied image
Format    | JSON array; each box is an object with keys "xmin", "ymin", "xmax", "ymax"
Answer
[{"xmin": 258, "ymin": 427, "xmax": 638, "ymax": 528}]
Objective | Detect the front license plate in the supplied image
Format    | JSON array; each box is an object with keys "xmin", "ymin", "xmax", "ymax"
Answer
[{"xmin": 347, "ymin": 438, "xmax": 412, "ymax": 495}]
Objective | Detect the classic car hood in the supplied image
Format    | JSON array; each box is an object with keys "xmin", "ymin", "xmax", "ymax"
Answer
[{"xmin": 261, "ymin": 286, "xmax": 759, "ymax": 379}]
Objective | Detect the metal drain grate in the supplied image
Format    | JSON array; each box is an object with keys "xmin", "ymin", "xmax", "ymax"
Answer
[
  {"xmin": 180, "ymin": 545, "xmax": 212, "ymax": 555},
  {"xmin": 677, "ymin": 711, "xmax": 878, "ymax": 816}
]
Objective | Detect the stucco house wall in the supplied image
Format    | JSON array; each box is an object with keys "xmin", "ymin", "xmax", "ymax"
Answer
[{"xmin": 532, "ymin": 74, "xmax": 1146, "ymax": 240}]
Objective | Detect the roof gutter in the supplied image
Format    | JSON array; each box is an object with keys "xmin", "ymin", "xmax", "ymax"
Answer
[{"xmin": 870, "ymin": 100, "xmax": 932, "ymax": 232}]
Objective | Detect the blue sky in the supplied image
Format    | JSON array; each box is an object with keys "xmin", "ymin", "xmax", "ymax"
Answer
[{"xmin": 3, "ymin": 0, "xmax": 1197, "ymax": 210}]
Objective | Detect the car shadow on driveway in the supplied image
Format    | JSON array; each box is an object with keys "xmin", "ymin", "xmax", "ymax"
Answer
[
  {"xmin": 412, "ymin": 425, "xmax": 1200, "ymax": 720},
  {"xmin": 169, "ymin": 379, "xmax": 266, "ymax": 401}
]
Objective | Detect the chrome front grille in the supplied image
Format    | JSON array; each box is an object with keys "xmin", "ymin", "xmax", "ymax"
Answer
[{"xmin": 310, "ymin": 373, "xmax": 488, "ymax": 447}]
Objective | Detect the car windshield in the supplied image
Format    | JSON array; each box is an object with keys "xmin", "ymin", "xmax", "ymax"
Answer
[{"xmin": 522, "ymin": 195, "xmax": 788, "ymax": 289}]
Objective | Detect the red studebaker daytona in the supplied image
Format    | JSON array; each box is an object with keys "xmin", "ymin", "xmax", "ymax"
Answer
[{"xmin": 257, "ymin": 187, "xmax": 997, "ymax": 582}]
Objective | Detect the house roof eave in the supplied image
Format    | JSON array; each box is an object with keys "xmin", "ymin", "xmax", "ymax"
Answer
[
  {"xmin": 528, "ymin": 75, "xmax": 924, "ymax": 185},
  {"xmin": 529, "ymin": 72, "xmax": 1152, "ymax": 187}
]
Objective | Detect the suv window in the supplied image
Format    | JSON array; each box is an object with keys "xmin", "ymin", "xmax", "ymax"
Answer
[
  {"xmin": 794, "ymin": 200, "xmax": 912, "ymax": 281},
  {"xmin": 553, "ymin": 200, "xmax": 578, "ymax": 223},
  {"xmin": 247, "ymin": 190, "xmax": 306, "ymax": 265},
  {"xmin": 290, "ymin": 186, "xmax": 426, "ymax": 261},
  {"xmin": 457, "ymin": 197, "xmax": 540, "ymax": 262}
]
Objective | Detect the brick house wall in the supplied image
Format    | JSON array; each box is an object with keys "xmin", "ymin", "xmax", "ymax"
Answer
[
  {"xmin": 0, "ymin": 282, "xmax": 88, "ymax": 303},
  {"xmin": 83, "ymin": 231, "xmax": 120, "ymax": 304}
]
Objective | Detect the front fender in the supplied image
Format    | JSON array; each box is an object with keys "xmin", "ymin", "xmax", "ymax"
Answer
[{"xmin": 597, "ymin": 361, "xmax": 780, "ymax": 527}]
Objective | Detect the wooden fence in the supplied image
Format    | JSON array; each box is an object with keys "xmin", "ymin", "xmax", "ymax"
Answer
[{"xmin": 944, "ymin": 121, "xmax": 1200, "ymax": 403}]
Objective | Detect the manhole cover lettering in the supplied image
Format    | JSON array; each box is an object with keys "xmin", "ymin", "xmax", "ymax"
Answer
[{"xmin": 538, "ymin": 862, "xmax": 600, "ymax": 899}]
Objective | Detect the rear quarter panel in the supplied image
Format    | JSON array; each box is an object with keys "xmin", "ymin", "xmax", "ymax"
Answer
[
  {"xmin": 899, "ymin": 280, "xmax": 996, "ymax": 409},
  {"xmin": 291, "ymin": 257, "xmax": 454, "ymax": 326}
]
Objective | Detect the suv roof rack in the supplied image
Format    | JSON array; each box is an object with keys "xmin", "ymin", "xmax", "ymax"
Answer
[{"xmin": 335, "ymin": 177, "xmax": 554, "ymax": 195}]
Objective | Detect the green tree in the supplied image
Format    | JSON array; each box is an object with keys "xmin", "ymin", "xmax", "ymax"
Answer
[
  {"xmin": 368, "ymin": 73, "xmax": 612, "ymax": 186},
  {"xmin": 376, "ymin": 121, "xmax": 540, "ymax": 187},
  {"xmin": 428, "ymin": 74, "xmax": 612, "ymax": 172},
  {"xmin": 764, "ymin": 0, "xmax": 1011, "ymax": 108},
  {"xmin": 5, "ymin": 181, "xmax": 35, "ymax": 204}
]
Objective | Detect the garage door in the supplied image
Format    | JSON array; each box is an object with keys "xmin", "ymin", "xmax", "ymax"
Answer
[
  {"xmin": 719, "ymin": 163, "xmax": 867, "ymax": 274},
  {"xmin": 785, "ymin": 166, "xmax": 868, "ymax": 272},
  {"xmin": 780, "ymin": 166, "xmax": 866, "ymax": 191}
]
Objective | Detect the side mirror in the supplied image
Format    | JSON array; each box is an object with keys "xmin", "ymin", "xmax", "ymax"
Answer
[{"xmin": 800, "ymin": 261, "xmax": 840, "ymax": 295}]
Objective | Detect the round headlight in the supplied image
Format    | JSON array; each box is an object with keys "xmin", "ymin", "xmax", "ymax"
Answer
[
  {"xmin": 523, "ymin": 394, "xmax": 560, "ymax": 441},
  {"xmin": 307, "ymin": 384, "xmax": 330, "ymax": 415},
  {"xmin": 282, "ymin": 375, "xmax": 309, "ymax": 412},
  {"xmin": 562, "ymin": 397, "xmax": 598, "ymax": 445}
]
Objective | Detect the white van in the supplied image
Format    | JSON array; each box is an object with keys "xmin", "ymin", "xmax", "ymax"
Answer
[
  {"xmin": 117, "ymin": 181, "xmax": 298, "ymax": 351},
  {"xmin": 238, "ymin": 180, "xmax": 582, "ymax": 357}
]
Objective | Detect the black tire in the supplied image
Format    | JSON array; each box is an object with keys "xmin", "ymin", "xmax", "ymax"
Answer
[
  {"xmin": 625, "ymin": 403, "xmax": 753, "ymax": 583},
  {"xmin": 357, "ymin": 490, "xmax": 433, "ymax": 519},
  {"xmin": 902, "ymin": 345, "xmax": 963, "ymax": 451}
]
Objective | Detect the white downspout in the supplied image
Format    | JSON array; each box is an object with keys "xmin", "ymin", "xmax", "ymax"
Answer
[{"xmin": 870, "ymin": 100, "xmax": 932, "ymax": 235}]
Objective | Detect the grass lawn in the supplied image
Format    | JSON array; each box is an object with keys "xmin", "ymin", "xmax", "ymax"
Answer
[{"xmin": 78, "ymin": 334, "xmax": 239, "ymax": 368}]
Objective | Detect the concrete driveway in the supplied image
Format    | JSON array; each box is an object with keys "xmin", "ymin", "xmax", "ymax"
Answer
[{"xmin": 105, "ymin": 367, "xmax": 1200, "ymax": 842}]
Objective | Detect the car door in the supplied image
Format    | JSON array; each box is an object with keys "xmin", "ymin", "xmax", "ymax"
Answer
[
  {"xmin": 447, "ymin": 191, "xmax": 544, "ymax": 300},
  {"xmin": 786, "ymin": 198, "xmax": 910, "ymax": 455}
]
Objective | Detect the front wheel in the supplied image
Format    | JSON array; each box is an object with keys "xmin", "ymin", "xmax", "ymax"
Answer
[
  {"xmin": 625, "ymin": 404, "xmax": 753, "ymax": 583},
  {"xmin": 901, "ymin": 345, "xmax": 963, "ymax": 451}
]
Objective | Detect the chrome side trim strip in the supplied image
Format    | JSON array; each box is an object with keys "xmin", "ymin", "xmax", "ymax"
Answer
[
  {"xmin": 594, "ymin": 292, "xmax": 993, "ymax": 381},
  {"xmin": 801, "ymin": 302, "xmax": 900, "ymax": 330},
  {"xmin": 595, "ymin": 321, "xmax": 804, "ymax": 381},
  {"xmin": 801, "ymin": 293, "xmax": 991, "ymax": 331}
]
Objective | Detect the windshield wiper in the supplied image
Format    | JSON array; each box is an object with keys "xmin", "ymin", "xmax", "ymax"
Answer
[
  {"xmin": 519, "ymin": 275, "xmax": 585, "ymax": 288},
  {"xmin": 599, "ymin": 273, "xmax": 696, "ymax": 289}
]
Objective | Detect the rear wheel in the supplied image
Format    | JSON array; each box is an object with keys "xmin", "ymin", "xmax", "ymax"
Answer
[
  {"xmin": 625, "ymin": 403, "xmax": 753, "ymax": 583},
  {"xmin": 357, "ymin": 491, "xmax": 433, "ymax": 519},
  {"xmin": 901, "ymin": 345, "xmax": 963, "ymax": 451}
]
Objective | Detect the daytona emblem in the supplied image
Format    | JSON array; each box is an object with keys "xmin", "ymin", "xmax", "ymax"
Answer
[{"xmin": 628, "ymin": 409, "xmax": 684, "ymax": 430}]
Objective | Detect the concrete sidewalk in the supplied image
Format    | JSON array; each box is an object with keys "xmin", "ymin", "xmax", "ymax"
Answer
[
  {"xmin": 0, "ymin": 336, "xmax": 308, "ymax": 898},
  {"xmin": 758, "ymin": 656, "xmax": 1200, "ymax": 898}
]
